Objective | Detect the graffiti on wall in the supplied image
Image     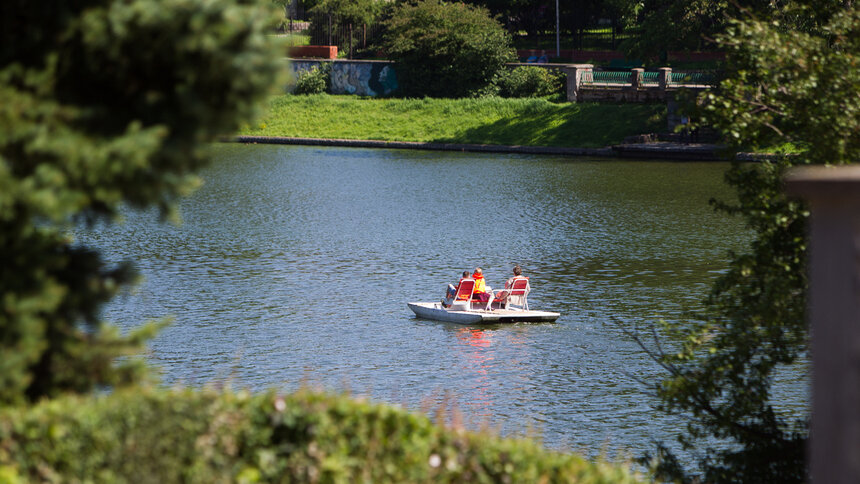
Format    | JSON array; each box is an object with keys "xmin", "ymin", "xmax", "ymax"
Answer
[{"xmin": 290, "ymin": 60, "xmax": 398, "ymax": 96}]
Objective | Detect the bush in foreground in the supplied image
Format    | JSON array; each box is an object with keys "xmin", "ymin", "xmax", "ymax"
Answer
[{"xmin": 0, "ymin": 388, "xmax": 641, "ymax": 483}]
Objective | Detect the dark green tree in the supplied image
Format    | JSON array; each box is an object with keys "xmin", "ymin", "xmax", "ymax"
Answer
[
  {"xmin": 382, "ymin": 0, "xmax": 515, "ymax": 98},
  {"xmin": 0, "ymin": 0, "xmax": 282, "ymax": 406},
  {"xmin": 621, "ymin": 0, "xmax": 730, "ymax": 59},
  {"xmin": 641, "ymin": 2, "xmax": 860, "ymax": 482},
  {"xmin": 623, "ymin": 0, "xmax": 853, "ymax": 60}
]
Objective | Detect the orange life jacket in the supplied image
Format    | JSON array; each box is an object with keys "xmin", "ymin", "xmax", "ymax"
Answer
[{"xmin": 473, "ymin": 274, "xmax": 486, "ymax": 294}]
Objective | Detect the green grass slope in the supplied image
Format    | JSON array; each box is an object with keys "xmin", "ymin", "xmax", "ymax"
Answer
[{"xmin": 242, "ymin": 95, "xmax": 666, "ymax": 149}]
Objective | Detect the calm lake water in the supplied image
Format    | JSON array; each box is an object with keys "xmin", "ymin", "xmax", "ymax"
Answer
[{"xmin": 80, "ymin": 144, "xmax": 799, "ymax": 462}]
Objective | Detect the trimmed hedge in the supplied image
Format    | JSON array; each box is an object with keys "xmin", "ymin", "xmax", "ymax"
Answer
[{"xmin": 0, "ymin": 388, "xmax": 642, "ymax": 483}]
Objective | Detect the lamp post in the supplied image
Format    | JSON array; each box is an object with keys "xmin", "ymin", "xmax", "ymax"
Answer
[{"xmin": 555, "ymin": 0, "xmax": 560, "ymax": 58}]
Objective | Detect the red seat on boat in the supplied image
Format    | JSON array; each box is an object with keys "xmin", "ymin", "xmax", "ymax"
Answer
[
  {"xmin": 449, "ymin": 279, "xmax": 487, "ymax": 310},
  {"xmin": 492, "ymin": 277, "xmax": 530, "ymax": 310},
  {"xmin": 453, "ymin": 279, "xmax": 475, "ymax": 301}
]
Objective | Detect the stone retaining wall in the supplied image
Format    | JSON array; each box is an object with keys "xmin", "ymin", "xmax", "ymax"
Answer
[{"xmin": 235, "ymin": 136, "xmax": 734, "ymax": 161}]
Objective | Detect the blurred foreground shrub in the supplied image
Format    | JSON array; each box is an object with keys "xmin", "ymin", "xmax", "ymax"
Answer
[
  {"xmin": 0, "ymin": 388, "xmax": 641, "ymax": 483},
  {"xmin": 0, "ymin": 0, "xmax": 282, "ymax": 406}
]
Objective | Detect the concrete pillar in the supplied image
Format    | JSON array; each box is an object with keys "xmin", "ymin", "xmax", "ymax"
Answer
[
  {"xmin": 631, "ymin": 68, "xmax": 644, "ymax": 89},
  {"xmin": 666, "ymin": 92, "xmax": 678, "ymax": 131},
  {"xmin": 564, "ymin": 64, "xmax": 593, "ymax": 102},
  {"xmin": 785, "ymin": 165, "xmax": 860, "ymax": 484},
  {"xmin": 658, "ymin": 67, "xmax": 671, "ymax": 91}
]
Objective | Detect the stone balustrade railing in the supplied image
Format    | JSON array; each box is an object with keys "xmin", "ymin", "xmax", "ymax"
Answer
[{"xmin": 565, "ymin": 64, "xmax": 713, "ymax": 102}]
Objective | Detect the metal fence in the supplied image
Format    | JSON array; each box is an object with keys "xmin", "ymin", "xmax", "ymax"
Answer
[
  {"xmin": 306, "ymin": 12, "xmax": 384, "ymax": 58},
  {"xmin": 303, "ymin": 15, "xmax": 632, "ymax": 57},
  {"xmin": 581, "ymin": 68, "xmax": 718, "ymax": 88},
  {"xmin": 513, "ymin": 24, "xmax": 634, "ymax": 52}
]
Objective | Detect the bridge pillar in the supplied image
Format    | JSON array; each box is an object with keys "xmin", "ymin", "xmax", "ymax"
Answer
[
  {"xmin": 658, "ymin": 67, "xmax": 671, "ymax": 91},
  {"xmin": 630, "ymin": 68, "xmax": 644, "ymax": 89},
  {"xmin": 564, "ymin": 64, "xmax": 593, "ymax": 102}
]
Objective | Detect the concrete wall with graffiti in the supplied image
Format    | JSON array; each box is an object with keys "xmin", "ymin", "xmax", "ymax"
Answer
[{"xmin": 289, "ymin": 60, "xmax": 399, "ymax": 96}]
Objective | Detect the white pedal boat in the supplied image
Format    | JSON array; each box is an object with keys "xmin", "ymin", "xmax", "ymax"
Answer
[
  {"xmin": 407, "ymin": 276, "xmax": 560, "ymax": 324},
  {"xmin": 407, "ymin": 301, "xmax": 560, "ymax": 324}
]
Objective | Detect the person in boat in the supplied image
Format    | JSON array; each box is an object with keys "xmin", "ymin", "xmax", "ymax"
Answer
[
  {"xmin": 442, "ymin": 270, "xmax": 471, "ymax": 307},
  {"xmin": 494, "ymin": 265, "xmax": 529, "ymax": 307},
  {"xmin": 506, "ymin": 265, "xmax": 528, "ymax": 288},
  {"xmin": 471, "ymin": 267, "xmax": 492, "ymax": 303}
]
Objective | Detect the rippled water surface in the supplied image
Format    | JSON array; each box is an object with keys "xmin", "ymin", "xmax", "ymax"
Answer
[{"xmin": 83, "ymin": 144, "xmax": 765, "ymax": 459}]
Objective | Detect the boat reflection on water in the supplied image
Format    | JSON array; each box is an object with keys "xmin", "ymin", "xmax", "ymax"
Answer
[
  {"xmin": 450, "ymin": 327, "xmax": 532, "ymax": 426},
  {"xmin": 456, "ymin": 328, "xmax": 495, "ymax": 420}
]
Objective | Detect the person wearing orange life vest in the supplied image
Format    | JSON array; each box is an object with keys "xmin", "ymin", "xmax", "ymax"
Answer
[{"xmin": 472, "ymin": 267, "xmax": 492, "ymax": 303}]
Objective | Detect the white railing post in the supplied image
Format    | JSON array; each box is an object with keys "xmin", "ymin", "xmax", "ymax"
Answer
[
  {"xmin": 785, "ymin": 165, "xmax": 860, "ymax": 484},
  {"xmin": 630, "ymin": 68, "xmax": 644, "ymax": 89},
  {"xmin": 658, "ymin": 67, "xmax": 671, "ymax": 91}
]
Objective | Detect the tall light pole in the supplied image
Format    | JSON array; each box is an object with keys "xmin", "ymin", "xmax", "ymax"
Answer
[{"xmin": 555, "ymin": 0, "xmax": 560, "ymax": 58}]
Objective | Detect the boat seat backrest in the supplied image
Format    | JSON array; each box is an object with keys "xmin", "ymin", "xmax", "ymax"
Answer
[
  {"xmin": 453, "ymin": 279, "xmax": 476, "ymax": 301},
  {"xmin": 509, "ymin": 277, "xmax": 529, "ymax": 295},
  {"xmin": 506, "ymin": 277, "xmax": 530, "ymax": 310}
]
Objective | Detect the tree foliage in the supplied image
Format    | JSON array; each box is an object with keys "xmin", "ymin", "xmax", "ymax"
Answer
[
  {"xmin": 463, "ymin": 0, "xmax": 637, "ymax": 44},
  {"xmin": 309, "ymin": 0, "xmax": 382, "ymax": 26},
  {"xmin": 0, "ymin": 0, "xmax": 282, "ymax": 406},
  {"xmin": 623, "ymin": 0, "xmax": 855, "ymax": 60},
  {"xmin": 382, "ymin": 0, "xmax": 515, "ymax": 98},
  {"xmin": 620, "ymin": 0, "xmax": 733, "ymax": 59},
  {"xmin": 643, "ymin": 2, "xmax": 860, "ymax": 482}
]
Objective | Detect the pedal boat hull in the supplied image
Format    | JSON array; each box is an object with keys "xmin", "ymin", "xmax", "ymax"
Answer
[{"xmin": 407, "ymin": 302, "xmax": 560, "ymax": 324}]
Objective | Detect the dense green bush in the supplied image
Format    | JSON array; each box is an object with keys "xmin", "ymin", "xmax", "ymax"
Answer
[
  {"xmin": 293, "ymin": 64, "xmax": 331, "ymax": 95},
  {"xmin": 494, "ymin": 66, "xmax": 566, "ymax": 99},
  {"xmin": 0, "ymin": 388, "xmax": 642, "ymax": 483},
  {"xmin": 382, "ymin": 0, "xmax": 515, "ymax": 98}
]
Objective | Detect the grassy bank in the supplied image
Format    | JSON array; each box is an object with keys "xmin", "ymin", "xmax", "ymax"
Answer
[{"xmin": 242, "ymin": 95, "xmax": 666, "ymax": 149}]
